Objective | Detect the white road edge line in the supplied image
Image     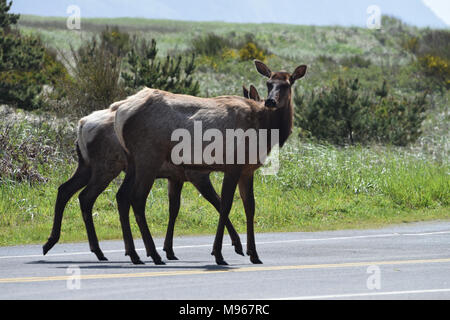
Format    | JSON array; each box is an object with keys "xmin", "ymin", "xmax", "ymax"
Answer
[
  {"xmin": 276, "ymin": 288, "xmax": 450, "ymax": 300},
  {"xmin": 1, "ymin": 230, "xmax": 450, "ymax": 260}
]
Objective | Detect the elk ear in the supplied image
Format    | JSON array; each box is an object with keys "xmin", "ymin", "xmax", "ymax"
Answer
[
  {"xmin": 249, "ymin": 85, "xmax": 261, "ymax": 102},
  {"xmin": 243, "ymin": 85, "xmax": 249, "ymax": 99},
  {"xmin": 254, "ymin": 60, "xmax": 272, "ymax": 78},
  {"xmin": 290, "ymin": 65, "xmax": 307, "ymax": 84}
]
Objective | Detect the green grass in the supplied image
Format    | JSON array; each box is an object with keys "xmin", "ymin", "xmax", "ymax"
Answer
[{"xmin": 0, "ymin": 134, "xmax": 448, "ymax": 247}]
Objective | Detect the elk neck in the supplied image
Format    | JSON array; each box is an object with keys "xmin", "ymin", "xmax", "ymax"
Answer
[{"xmin": 258, "ymin": 96, "xmax": 294, "ymax": 149}]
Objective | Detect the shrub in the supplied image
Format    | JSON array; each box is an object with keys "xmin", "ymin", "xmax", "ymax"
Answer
[
  {"xmin": 122, "ymin": 38, "xmax": 200, "ymax": 95},
  {"xmin": 0, "ymin": 1, "xmax": 68, "ymax": 110},
  {"xmin": 294, "ymin": 78, "xmax": 428, "ymax": 146},
  {"xmin": 401, "ymin": 36, "xmax": 419, "ymax": 54},
  {"xmin": 191, "ymin": 33, "xmax": 233, "ymax": 57},
  {"xmin": 402, "ymin": 30, "xmax": 450, "ymax": 90},
  {"xmin": 418, "ymin": 54, "xmax": 450, "ymax": 89},
  {"xmin": 59, "ymin": 35, "xmax": 126, "ymax": 117},
  {"xmin": 0, "ymin": 3, "xmax": 45, "ymax": 110},
  {"xmin": 418, "ymin": 30, "xmax": 450, "ymax": 60},
  {"xmin": 295, "ymin": 78, "xmax": 360, "ymax": 145},
  {"xmin": 0, "ymin": 0, "xmax": 18, "ymax": 31},
  {"xmin": 340, "ymin": 55, "xmax": 371, "ymax": 69},
  {"xmin": 100, "ymin": 25, "xmax": 131, "ymax": 58},
  {"xmin": 191, "ymin": 32, "xmax": 271, "ymax": 64},
  {"xmin": 238, "ymin": 42, "xmax": 267, "ymax": 62},
  {"xmin": 316, "ymin": 55, "xmax": 337, "ymax": 66},
  {"xmin": 363, "ymin": 94, "xmax": 428, "ymax": 146},
  {"xmin": 221, "ymin": 48, "xmax": 238, "ymax": 61}
]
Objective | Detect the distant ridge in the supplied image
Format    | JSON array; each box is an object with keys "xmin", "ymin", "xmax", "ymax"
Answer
[{"xmin": 11, "ymin": 0, "xmax": 448, "ymax": 28}]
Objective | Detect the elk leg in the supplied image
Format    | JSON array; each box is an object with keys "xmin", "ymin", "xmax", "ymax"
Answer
[
  {"xmin": 239, "ymin": 174, "xmax": 262, "ymax": 264},
  {"xmin": 78, "ymin": 170, "xmax": 118, "ymax": 261},
  {"xmin": 211, "ymin": 170, "xmax": 241, "ymax": 265},
  {"xmin": 189, "ymin": 174, "xmax": 244, "ymax": 256},
  {"xmin": 163, "ymin": 179, "xmax": 183, "ymax": 260},
  {"xmin": 43, "ymin": 161, "xmax": 91, "ymax": 256},
  {"xmin": 129, "ymin": 160, "xmax": 165, "ymax": 265},
  {"xmin": 116, "ymin": 162, "xmax": 143, "ymax": 265}
]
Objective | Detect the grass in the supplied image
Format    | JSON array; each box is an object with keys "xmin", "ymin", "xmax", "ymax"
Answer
[{"xmin": 0, "ymin": 130, "xmax": 448, "ymax": 246}]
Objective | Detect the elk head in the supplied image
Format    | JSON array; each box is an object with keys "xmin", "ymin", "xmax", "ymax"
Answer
[{"xmin": 254, "ymin": 60, "xmax": 307, "ymax": 108}]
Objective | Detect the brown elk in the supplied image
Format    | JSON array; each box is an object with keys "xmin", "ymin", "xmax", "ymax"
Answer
[
  {"xmin": 114, "ymin": 60, "xmax": 307, "ymax": 265},
  {"xmin": 43, "ymin": 86, "xmax": 265, "ymax": 263}
]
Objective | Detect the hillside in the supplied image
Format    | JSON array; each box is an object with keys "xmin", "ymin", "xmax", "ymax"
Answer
[
  {"xmin": 11, "ymin": 0, "xmax": 448, "ymax": 28},
  {"xmin": 16, "ymin": 14, "xmax": 426, "ymax": 97}
]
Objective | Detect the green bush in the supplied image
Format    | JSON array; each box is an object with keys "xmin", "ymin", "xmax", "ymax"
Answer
[
  {"xmin": 294, "ymin": 78, "xmax": 428, "ymax": 146},
  {"xmin": 295, "ymin": 78, "xmax": 361, "ymax": 145},
  {"xmin": 0, "ymin": 1, "xmax": 67, "ymax": 110},
  {"xmin": 191, "ymin": 32, "xmax": 271, "ymax": 63},
  {"xmin": 122, "ymin": 38, "xmax": 200, "ymax": 95},
  {"xmin": 0, "ymin": 0, "xmax": 18, "ymax": 31},
  {"xmin": 0, "ymin": 5, "xmax": 46, "ymax": 110},
  {"xmin": 316, "ymin": 55, "xmax": 337, "ymax": 66},
  {"xmin": 418, "ymin": 54, "xmax": 450, "ymax": 90},
  {"xmin": 340, "ymin": 55, "xmax": 371, "ymax": 69},
  {"xmin": 191, "ymin": 33, "xmax": 233, "ymax": 57},
  {"xmin": 238, "ymin": 42, "xmax": 268, "ymax": 62},
  {"xmin": 363, "ymin": 94, "xmax": 427, "ymax": 146},
  {"xmin": 418, "ymin": 30, "xmax": 450, "ymax": 60},
  {"xmin": 401, "ymin": 36, "xmax": 419, "ymax": 54},
  {"xmin": 402, "ymin": 30, "xmax": 450, "ymax": 90},
  {"xmin": 59, "ymin": 35, "xmax": 126, "ymax": 117},
  {"xmin": 100, "ymin": 25, "xmax": 131, "ymax": 58}
]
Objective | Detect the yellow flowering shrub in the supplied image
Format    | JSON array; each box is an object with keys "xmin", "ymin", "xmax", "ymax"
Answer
[
  {"xmin": 418, "ymin": 54, "xmax": 450, "ymax": 88},
  {"xmin": 238, "ymin": 42, "xmax": 267, "ymax": 62}
]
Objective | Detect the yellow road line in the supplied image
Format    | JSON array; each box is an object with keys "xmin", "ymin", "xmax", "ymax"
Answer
[{"xmin": 1, "ymin": 257, "xmax": 450, "ymax": 284}]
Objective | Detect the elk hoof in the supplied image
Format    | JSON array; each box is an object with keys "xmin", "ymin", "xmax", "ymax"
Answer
[
  {"xmin": 93, "ymin": 250, "xmax": 108, "ymax": 261},
  {"xmin": 96, "ymin": 255, "xmax": 108, "ymax": 261},
  {"xmin": 211, "ymin": 250, "xmax": 228, "ymax": 265},
  {"xmin": 214, "ymin": 254, "xmax": 228, "ymax": 265},
  {"xmin": 166, "ymin": 253, "xmax": 179, "ymax": 261},
  {"xmin": 216, "ymin": 258, "xmax": 229, "ymax": 266},
  {"xmin": 153, "ymin": 258, "xmax": 166, "ymax": 265},
  {"xmin": 250, "ymin": 256, "xmax": 263, "ymax": 264},
  {"xmin": 232, "ymin": 242, "xmax": 245, "ymax": 256},
  {"xmin": 148, "ymin": 252, "xmax": 165, "ymax": 265},
  {"xmin": 128, "ymin": 252, "xmax": 144, "ymax": 265},
  {"xmin": 132, "ymin": 258, "xmax": 145, "ymax": 265},
  {"xmin": 164, "ymin": 248, "xmax": 179, "ymax": 260},
  {"xmin": 42, "ymin": 238, "xmax": 58, "ymax": 255}
]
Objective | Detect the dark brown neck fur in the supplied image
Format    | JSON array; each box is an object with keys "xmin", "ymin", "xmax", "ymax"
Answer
[
  {"xmin": 275, "ymin": 99, "xmax": 293, "ymax": 148},
  {"xmin": 259, "ymin": 96, "xmax": 293, "ymax": 148}
]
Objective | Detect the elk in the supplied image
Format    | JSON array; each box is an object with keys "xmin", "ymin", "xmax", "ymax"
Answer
[
  {"xmin": 114, "ymin": 60, "xmax": 307, "ymax": 265},
  {"xmin": 43, "ymin": 86, "xmax": 262, "ymax": 263}
]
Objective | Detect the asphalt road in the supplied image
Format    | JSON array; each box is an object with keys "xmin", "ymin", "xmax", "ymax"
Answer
[{"xmin": 0, "ymin": 221, "xmax": 450, "ymax": 300}]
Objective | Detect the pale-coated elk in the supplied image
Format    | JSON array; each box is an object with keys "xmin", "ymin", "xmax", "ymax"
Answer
[
  {"xmin": 43, "ymin": 86, "xmax": 264, "ymax": 263},
  {"xmin": 113, "ymin": 60, "xmax": 307, "ymax": 265}
]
